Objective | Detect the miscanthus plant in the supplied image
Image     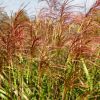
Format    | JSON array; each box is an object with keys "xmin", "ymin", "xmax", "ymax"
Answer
[{"xmin": 0, "ymin": 0, "xmax": 100, "ymax": 100}]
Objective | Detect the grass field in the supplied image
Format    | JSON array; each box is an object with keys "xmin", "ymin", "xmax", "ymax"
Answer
[{"xmin": 0, "ymin": 0, "xmax": 100, "ymax": 100}]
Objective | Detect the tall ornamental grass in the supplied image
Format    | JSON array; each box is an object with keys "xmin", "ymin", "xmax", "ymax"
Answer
[{"xmin": 0, "ymin": 0, "xmax": 100, "ymax": 100}]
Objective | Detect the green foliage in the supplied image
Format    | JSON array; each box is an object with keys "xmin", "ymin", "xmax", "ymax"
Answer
[{"xmin": 0, "ymin": 56, "xmax": 99, "ymax": 100}]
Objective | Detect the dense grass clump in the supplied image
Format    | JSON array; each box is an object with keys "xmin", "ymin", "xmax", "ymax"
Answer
[{"xmin": 0, "ymin": 0, "xmax": 100, "ymax": 100}]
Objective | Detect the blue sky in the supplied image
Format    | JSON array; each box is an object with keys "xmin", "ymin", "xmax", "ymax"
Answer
[{"xmin": 0, "ymin": 0, "xmax": 96, "ymax": 16}]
